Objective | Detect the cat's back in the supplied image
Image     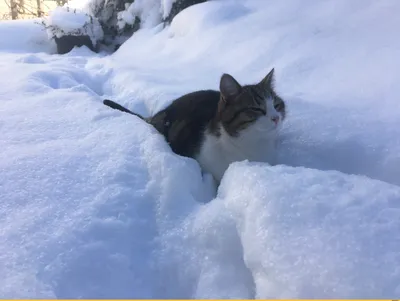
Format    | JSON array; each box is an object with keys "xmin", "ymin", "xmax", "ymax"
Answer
[
  {"xmin": 149, "ymin": 89, "xmax": 220, "ymax": 157},
  {"xmin": 165, "ymin": 89, "xmax": 220, "ymax": 117},
  {"xmin": 150, "ymin": 89, "xmax": 220, "ymax": 128}
]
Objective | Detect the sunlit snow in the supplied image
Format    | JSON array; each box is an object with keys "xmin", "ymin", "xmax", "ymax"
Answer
[{"xmin": 0, "ymin": 0, "xmax": 399, "ymax": 298}]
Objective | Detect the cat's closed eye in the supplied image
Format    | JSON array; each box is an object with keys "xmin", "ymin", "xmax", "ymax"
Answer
[
  {"xmin": 274, "ymin": 102, "xmax": 283, "ymax": 110},
  {"xmin": 246, "ymin": 107, "xmax": 266, "ymax": 116},
  {"xmin": 231, "ymin": 107, "xmax": 265, "ymax": 122},
  {"xmin": 235, "ymin": 108, "xmax": 265, "ymax": 127},
  {"xmin": 240, "ymin": 108, "xmax": 264, "ymax": 123}
]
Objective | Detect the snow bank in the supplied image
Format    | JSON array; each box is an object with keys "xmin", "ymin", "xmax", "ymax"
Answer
[
  {"xmin": 1, "ymin": 0, "xmax": 400, "ymax": 298},
  {"xmin": 0, "ymin": 19, "xmax": 55, "ymax": 53},
  {"xmin": 0, "ymin": 54, "xmax": 211, "ymax": 297},
  {"xmin": 45, "ymin": 7, "xmax": 104, "ymax": 47},
  {"xmin": 0, "ymin": 7, "xmax": 104, "ymax": 54},
  {"xmin": 204, "ymin": 163, "xmax": 400, "ymax": 298}
]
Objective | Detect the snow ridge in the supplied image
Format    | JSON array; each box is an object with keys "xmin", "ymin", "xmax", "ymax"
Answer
[{"xmin": 0, "ymin": 0, "xmax": 400, "ymax": 298}]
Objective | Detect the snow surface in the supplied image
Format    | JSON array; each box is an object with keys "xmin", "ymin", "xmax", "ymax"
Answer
[
  {"xmin": 117, "ymin": 0, "xmax": 177, "ymax": 30},
  {"xmin": 67, "ymin": 0, "xmax": 91, "ymax": 10},
  {"xmin": 1, "ymin": 0, "xmax": 400, "ymax": 298},
  {"xmin": 0, "ymin": 19, "xmax": 55, "ymax": 54},
  {"xmin": 45, "ymin": 6, "xmax": 104, "ymax": 46}
]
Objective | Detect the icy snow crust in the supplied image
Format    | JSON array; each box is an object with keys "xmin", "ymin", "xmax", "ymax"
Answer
[{"xmin": 1, "ymin": 0, "xmax": 400, "ymax": 298}]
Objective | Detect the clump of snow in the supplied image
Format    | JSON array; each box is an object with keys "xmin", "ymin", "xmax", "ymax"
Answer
[
  {"xmin": 162, "ymin": 0, "xmax": 177, "ymax": 19},
  {"xmin": 44, "ymin": 6, "xmax": 103, "ymax": 47},
  {"xmin": 117, "ymin": 0, "xmax": 160, "ymax": 30},
  {"xmin": 1, "ymin": 0, "xmax": 400, "ymax": 298},
  {"xmin": 117, "ymin": 0, "xmax": 177, "ymax": 30}
]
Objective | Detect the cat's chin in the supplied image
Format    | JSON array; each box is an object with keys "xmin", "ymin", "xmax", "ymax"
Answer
[{"xmin": 248, "ymin": 118, "xmax": 280, "ymax": 136}]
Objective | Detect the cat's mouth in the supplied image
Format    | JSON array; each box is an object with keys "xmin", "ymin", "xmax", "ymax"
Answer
[
  {"xmin": 251, "ymin": 117, "xmax": 282, "ymax": 133},
  {"xmin": 252, "ymin": 124, "xmax": 277, "ymax": 134},
  {"xmin": 272, "ymin": 121, "xmax": 281, "ymax": 128}
]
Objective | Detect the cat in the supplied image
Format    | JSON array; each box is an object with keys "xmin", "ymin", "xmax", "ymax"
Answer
[{"xmin": 103, "ymin": 68, "xmax": 286, "ymax": 182}]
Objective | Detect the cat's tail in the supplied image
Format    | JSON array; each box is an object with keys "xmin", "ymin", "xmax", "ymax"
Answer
[{"xmin": 103, "ymin": 99, "xmax": 146, "ymax": 120}]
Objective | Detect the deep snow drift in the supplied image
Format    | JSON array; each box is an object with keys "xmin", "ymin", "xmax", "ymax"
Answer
[{"xmin": 1, "ymin": 0, "xmax": 400, "ymax": 298}]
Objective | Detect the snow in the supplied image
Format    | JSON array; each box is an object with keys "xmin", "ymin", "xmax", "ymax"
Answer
[
  {"xmin": 1, "ymin": 0, "xmax": 400, "ymax": 298},
  {"xmin": 67, "ymin": 0, "xmax": 91, "ymax": 10},
  {"xmin": 47, "ymin": 7, "xmax": 90, "ymax": 33},
  {"xmin": 45, "ymin": 6, "xmax": 104, "ymax": 46},
  {"xmin": 0, "ymin": 19, "xmax": 55, "ymax": 54},
  {"xmin": 117, "ymin": 0, "xmax": 178, "ymax": 30},
  {"xmin": 162, "ymin": 0, "xmax": 177, "ymax": 19},
  {"xmin": 215, "ymin": 163, "xmax": 400, "ymax": 298},
  {"xmin": 117, "ymin": 0, "xmax": 163, "ymax": 30}
]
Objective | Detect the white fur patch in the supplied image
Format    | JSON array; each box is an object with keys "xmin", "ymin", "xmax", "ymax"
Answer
[{"xmin": 196, "ymin": 103, "xmax": 283, "ymax": 182}]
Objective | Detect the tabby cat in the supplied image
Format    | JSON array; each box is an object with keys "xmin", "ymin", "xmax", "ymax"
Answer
[{"xmin": 103, "ymin": 68, "xmax": 286, "ymax": 182}]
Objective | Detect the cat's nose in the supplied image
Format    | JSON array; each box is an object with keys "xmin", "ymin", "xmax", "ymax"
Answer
[{"xmin": 271, "ymin": 116, "xmax": 280, "ymax": 125}]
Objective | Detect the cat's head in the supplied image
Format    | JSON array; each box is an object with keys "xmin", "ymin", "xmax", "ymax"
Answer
[{"xmin": 217, "ymin": 68, "xmax": 286, "ymax": 136}]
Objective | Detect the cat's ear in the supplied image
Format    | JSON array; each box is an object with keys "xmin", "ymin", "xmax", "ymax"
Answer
[
  {"xmin": 220, "ymin": 73, "xmax": 242, "ymax": 102},
  {"xmin": 259, "ymin": 68, "xmax": 275, "ymax": 90}
]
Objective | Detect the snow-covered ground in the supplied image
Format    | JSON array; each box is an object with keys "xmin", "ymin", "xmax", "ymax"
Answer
[{"xmin": 1, "ymin": 0, "xmax": 400, "ymax": 298}]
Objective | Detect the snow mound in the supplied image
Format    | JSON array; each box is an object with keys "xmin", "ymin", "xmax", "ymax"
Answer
[
  {"xmin": 0, "ymin": 20, "xmax": 55, "ymax": 54},
  {"xmin": 201, "ymin": 162, "xmax": 400, "ymax": 298},
  {"xmin": 153, "ymin": 162, "xmax": 400, "ymax": 298},
  {"xmin": 45, "ymin": 7, "xmax": 104, "ymax": 46},
  {"xmin": 1, "ymin": 0, "xmax": 400, "ymax": 298}
]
